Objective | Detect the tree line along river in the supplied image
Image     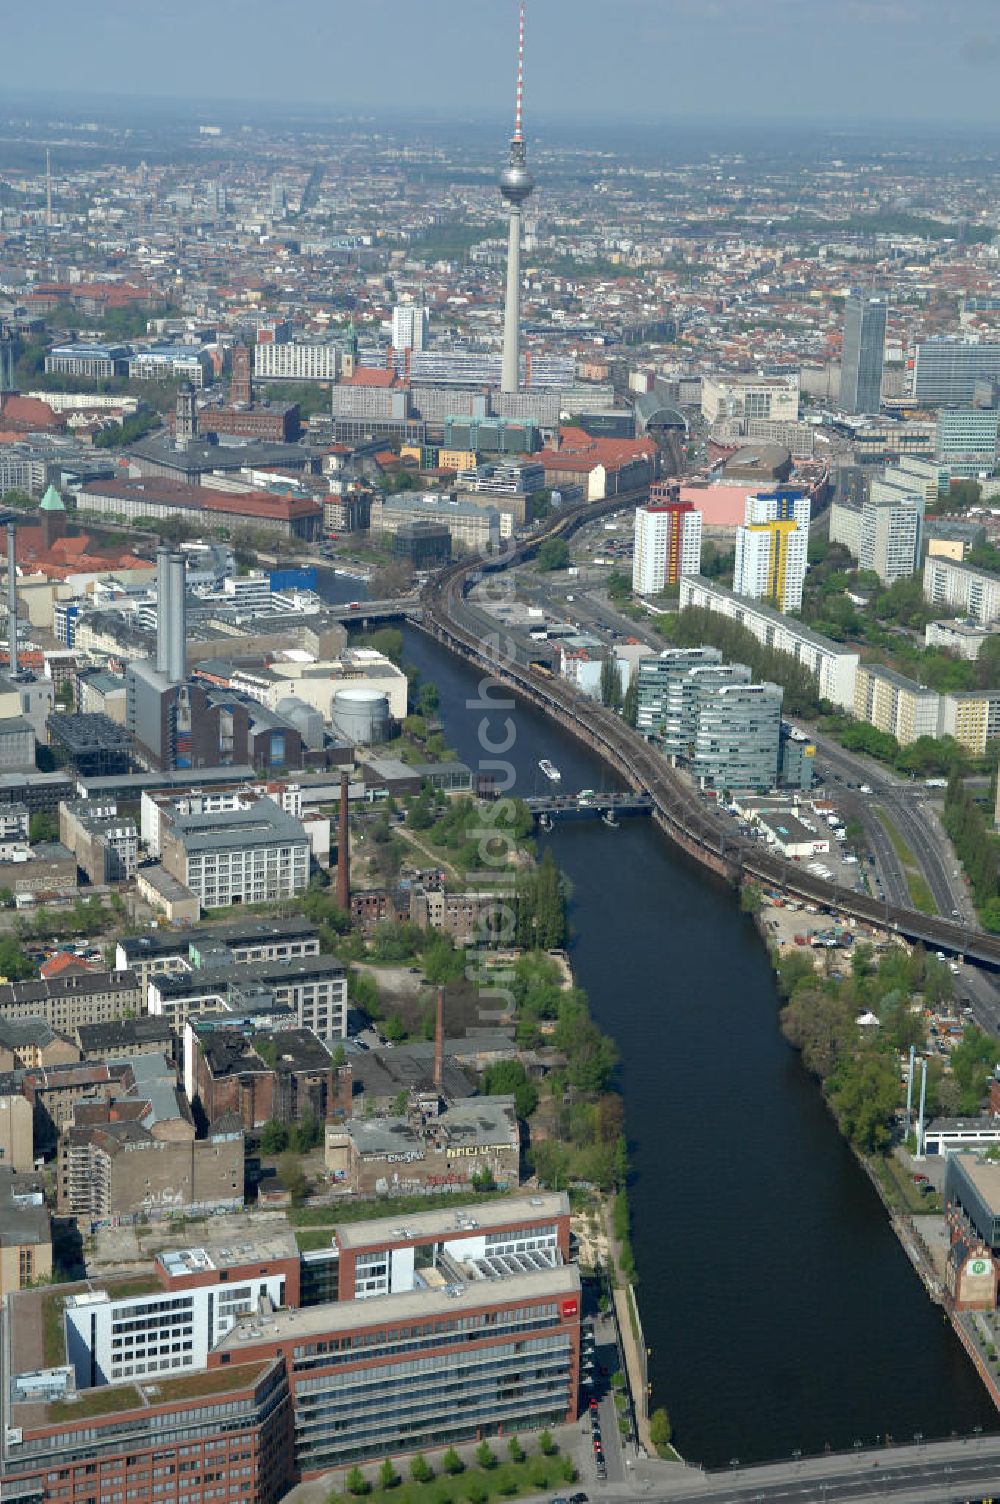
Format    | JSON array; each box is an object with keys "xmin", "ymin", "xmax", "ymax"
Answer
[
  {"xmin": 313, "ymin": 569, "xmax": 997, "ymax": 1462},
  {"xmin": 394, "ymin": 621, "xmax": 997, "ymax": 1468}
]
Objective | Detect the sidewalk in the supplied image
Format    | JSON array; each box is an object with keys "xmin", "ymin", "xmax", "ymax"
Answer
[{"xmin": 613, "ymin": 1284, "xmax": 654, "ymax": 1455}]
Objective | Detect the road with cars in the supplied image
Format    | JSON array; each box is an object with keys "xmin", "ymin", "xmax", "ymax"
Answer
[
  {"xmin": 504, "ymin": 523, "xmax": 974, "ymax": 935},
  {"xmin": 803, "ymin": 730, "xmax": 975, "ymax": 927}
]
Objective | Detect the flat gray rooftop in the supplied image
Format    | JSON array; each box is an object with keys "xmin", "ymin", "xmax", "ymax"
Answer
[
  {"xmin": 216, "ymin": 1263, "xmax": 579, "ymax": 1348},
  {"xmin": 335, "ymin": 1190, "xmax": 567, "ymax": 1251}
]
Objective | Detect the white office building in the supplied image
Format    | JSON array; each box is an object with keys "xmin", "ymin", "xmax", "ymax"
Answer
[
  {"xmin": 701, "ymin": 374, "xmax": 800, "ymax": 425},
  {"xmin": 923, "ymin": 555, "xmax": 1000, "ymax": 625},
  {"xmin": 860, "ymin": 487, "xmax": 924, "ymax": 584},
  {"xmin": 911, "ymin": 339, "xmax": 1000, "ymax": 405},
  {"xmin": 935, "ymin": 408, "xmax": 1000, "ymax": 476},
  {"xmin": 391, "ymin": 305, "xmax": 429, "ymax": 352},
  {"xmin": 253, "ymin": 341, "xmax": 340, "ymax": 382},
  {"xmin": 63, "ymin": 1251, "xmax": 289, "ymax": 1389}
]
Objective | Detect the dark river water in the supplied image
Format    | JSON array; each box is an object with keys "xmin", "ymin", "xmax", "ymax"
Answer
[{"xmin": 389, "ymin": 621, "xmax": 997, "ymax": 1468}]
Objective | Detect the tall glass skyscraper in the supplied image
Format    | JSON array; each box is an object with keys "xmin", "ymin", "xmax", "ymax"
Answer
[{"xmin": 841, "ymin": 293, "xmax": 887, "ymax": 415}]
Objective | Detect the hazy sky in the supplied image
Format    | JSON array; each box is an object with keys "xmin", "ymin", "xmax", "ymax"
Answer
[{"xmin": 6, "ymin": 0, "xmax": 1000, "ymax": 126}]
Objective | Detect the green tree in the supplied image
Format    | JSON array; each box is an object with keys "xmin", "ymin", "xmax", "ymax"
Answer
[
  {"xmin": 481, "ymin": 1059, "xmax": 538, "ymax": 1119},
  {"xmin": 622, "ymin": 672, "xmax": 639, "ymax": 728},
  {"xmin": 538, "ymin": 1429, "xmax": 556, "ymax": 1456},
  {"xmin": 291, "ymin": 1111, "xmax": 322, "ymax": 1154},
  {"xmin": 277, "ymin": 1152, "xmax": 308, "ymax": 1204},
  {"xmin": 383, "ymin": 1014, "xmax": 406, "ymax": 1043},
  {"xmin": 379, "ymin": 1458, "xmax": 398, "ymax": 1490},
  {"xmin": 780, "ymin": 988, "xmax": 858, "ymax": 1081},
  {"xmin": 516, "ymin": 848, "xmax": 566, "ymax": 950},
  {"xmin": 441, "ymin": 1447, "xmax": 464, "ymax": 1475},
  {"xmin": 475, "ymin": 1442, "xmax": 497, "ymax": 1470},
  {"xmin": 260, "ymin": 1119, "xmax": 289, "ymax": 1155},
  {"xmin": 650, "ymin": 1406, "xmax": 673, "ymax": 1454},
  {"xmin": 950, "ymin": 1027, "xmax": 998, "ymax": 1112},
  {"xmin": 599, "ymin": 653, "xmax": 623, "ymax": 710},
  {"xmin": 0, "ymin": 936, "xmax": 32, "ymax": 980},
  {"xmin": 827, "ymin": 1046, "xmax": 901, "ymax": 1152},
  {"xmin": 29, "ymin": 811, "xmax": 58, "ymax": 844},
  {"xmin": 465, "ymin": 1485, "xmax": 488, "ymax": 1504},
  {"xmin": 345, "ymin": 1466, "xmax": 370, "ymax": 1496},
  {"xmin": 418, "ymin": 681, "xmax": 440, "ymax": 716},
  {"xmin": 410, "ymin": 1455, "xmax": 433, "ymax": 1484},
  {"xmin": 537, "ymin": 538, "xmax": 570, "ymax": 572},
  {"xmin": 507, "ymin": 1436, "xmax": 524, "ymax": 1464},
  {"xmin": 422, "ymin": 935, "xmax": 465, "ymax": 985},
  {"xmin": 739, "ymin": 883, "xmax": 763, "ymax": 914}
]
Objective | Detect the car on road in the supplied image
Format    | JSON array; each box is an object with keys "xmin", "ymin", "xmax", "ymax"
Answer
[
  {"xmin": 588, "ymin": 1397, "xmax": 598, "ymax": 1411},
  {"xmin": 569, "ymin": 1493, "xmax": 588, "ymax": 1503}
]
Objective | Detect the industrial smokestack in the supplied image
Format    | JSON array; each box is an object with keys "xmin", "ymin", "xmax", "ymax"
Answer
[
  {"xmin": 167, "ymin": 552, "xmax": 186, "ymax": 684},
  {"xmin": 336, "ymin": 772, "xmax": 350, "ymax": 912},
  {"xmin": 434, "ymin": 987, "xmax": 444, "ymax": 1092},
  {"xmin": 6, "ymin": 522, "xmax": 17, "ymax": 679},
  {"xmin": 916, "ymin": 1056, "xmax": 928, "ymax": 1160},
  {"xmin": 905, "ymin": 1043, "xmax": 916, "ymax": 1122},
  {"xmin": 155, "ymin": 547, "xmax": 171, "ymax": 675}
]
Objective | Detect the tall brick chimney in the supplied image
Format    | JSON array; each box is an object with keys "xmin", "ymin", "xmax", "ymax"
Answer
[
  {"xmin": 434, "ymin": 987, "xmax": 445, "ymax": 1092},
  {"xmin": 336, "ymin": 772, "xmax": 350, "ymax": 913}
]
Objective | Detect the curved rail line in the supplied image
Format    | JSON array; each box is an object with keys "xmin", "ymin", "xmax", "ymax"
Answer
[{"xmin": 417, "ymin": 497, "xmax": 1000, "ymax": 969}]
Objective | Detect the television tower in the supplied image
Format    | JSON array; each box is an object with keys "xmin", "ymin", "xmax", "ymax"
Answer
[
  {"xmin": 499, "ymin": 0, "xmax": 534, "ymax": 395},
  {"xmin": 45, "ymin": 149, "xmax": 52, "ymax": 228}
]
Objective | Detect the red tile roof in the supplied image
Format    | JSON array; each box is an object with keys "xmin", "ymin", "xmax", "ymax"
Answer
[
  {"xmin": 40, "ymin": 952, "xmax": 97, "ymax": 981},
  {"xmin": 340, "ymin": 367, "xmax": 398, "ymax": 388},
  {"xmin": 0, "ymin": 396, "xmax": 62, "ymax": 432}
]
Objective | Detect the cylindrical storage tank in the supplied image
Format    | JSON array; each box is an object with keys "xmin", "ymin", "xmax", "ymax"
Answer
[
  {"xmin": 276, "ymin": 696, "xmax": 325, "ymax": 751},
  {"xmin": 330, "ymin": 688, "xmax": 390, "ymax": 746}
]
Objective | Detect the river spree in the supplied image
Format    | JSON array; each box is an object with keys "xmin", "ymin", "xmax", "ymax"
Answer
[{"xmin": 397, "ymin": 623, "xmax": 997, "ymax": 1467}]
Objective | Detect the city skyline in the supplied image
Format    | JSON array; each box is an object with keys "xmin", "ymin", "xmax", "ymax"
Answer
[{"xmin": 2, "ymin": 0, "xmax": 1000, "ymax": 125}]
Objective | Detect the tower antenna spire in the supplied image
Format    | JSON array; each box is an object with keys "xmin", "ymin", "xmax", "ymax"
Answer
[
  {"xmin": 514, "ymin": 0, "xmax": 525, "ymax": 142},
  {"xmin": 499, "ymin": 0, "xmax": 534, "ymax": 395}
]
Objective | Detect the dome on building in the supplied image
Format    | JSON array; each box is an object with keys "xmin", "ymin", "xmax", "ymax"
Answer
[{"xmin": 39, "ymin": 485, "xmax": 65, "ymax": 512}]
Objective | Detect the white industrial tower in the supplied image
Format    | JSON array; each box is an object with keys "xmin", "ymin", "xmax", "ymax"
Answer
[{"xmin": 499, "ymin": 0, "xmax": 534, "ymax": 395}]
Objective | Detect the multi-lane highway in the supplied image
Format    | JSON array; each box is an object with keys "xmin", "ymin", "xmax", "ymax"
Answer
[
  {"xmin": 637, "ymin": 1432, "xmax": 1000, "ymax": 1502},
  {"xmin": 493, "ymin": 514, "xmax": 973, "ymax": 933},
  {"xmin": 804, "ymin": 731, "xmax": 975, "ymax": 927},
  {"xmin": 417, "ymin": 506, "xmax": 1000, "ymax": 970}
]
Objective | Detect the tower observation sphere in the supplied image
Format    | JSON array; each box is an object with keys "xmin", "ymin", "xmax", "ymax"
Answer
[{"xmin": 500, "ymin": 143, "xmax": 535, "ymax": 205}]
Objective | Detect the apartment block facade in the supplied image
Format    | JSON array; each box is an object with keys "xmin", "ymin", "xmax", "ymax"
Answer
[
  {"xmin": 733, "ymin": 489, "xmax": 810, "ymax": 613},
  {"xmin": 679, "ymin": 576, "xmax": 860, "ymax": 710},
  {"xmin": 923, "ymin": 555, "xmax": 1000, "ymax": 625},
  {"xmin": 853, "ymin": 663, "xmax": 941, "ymax": 746},
  {"xmin": 632, "ymin": 487, "xmax": 703, "ymax": 594}
]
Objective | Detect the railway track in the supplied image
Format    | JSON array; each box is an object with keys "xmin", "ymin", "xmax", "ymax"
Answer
[{"xmin": 418, "ymin": 499, "xmax": 1000, "ymax": 969}]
